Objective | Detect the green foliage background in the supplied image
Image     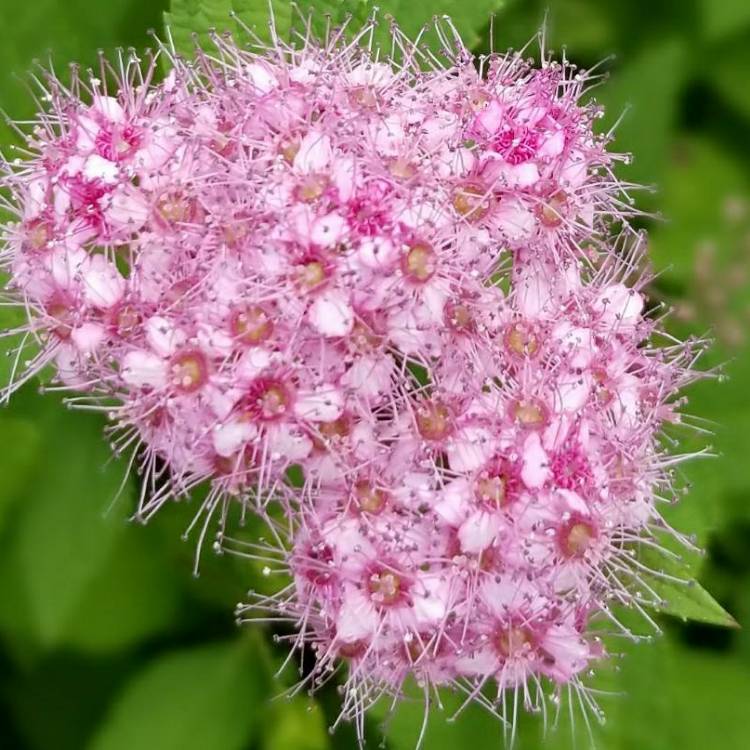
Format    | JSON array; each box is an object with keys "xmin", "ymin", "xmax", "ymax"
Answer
[{"xmin": 1, "ymin": 1, "xmax": 749, "ymax": 748}]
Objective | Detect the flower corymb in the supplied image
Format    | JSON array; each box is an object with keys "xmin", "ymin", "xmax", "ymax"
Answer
[{"xmin": 0, "ymin": 13, "xmax": 709, "ymax": 745}]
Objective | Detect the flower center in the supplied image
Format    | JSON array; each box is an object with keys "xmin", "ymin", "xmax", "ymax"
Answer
[
  {"xmin": 592, "ymin": 367, "xmax": 614, "ymax": 406},
  {"xmin": 295, "ymin": 175, "xmax": 328, "ymax": 202},
  {"xmin": 243, "ymin": 378, "xmax": 293, "ymax": 422},
  {"xmin": 301, "ymin": 542, "xmax": 335, "ymax": 586},
  {"xmin": 551, "ymin": 448, "xmax": 592, "ymax": 490},
  {"xmin": 113, "ymin": 131, "xmax": 138, "ymax": 158},
  {"xmin": 416, "ymin": 400, "xmax": 454, "ymax": 441},
  {"xmin": 223, "ymin": 217, "xmax": 251, "ymax": 248},
  {"xmin": 475, "ymin": 474, "xmax": 507, "ymax": 508},
  {"xmin": 389, "ymin": 157, "xmax": 416, "ymax": 180},
  {"xmin": 279, "ymin": 138, "xmax": 300, "ymax": 164},
  {"xmin": 349, "ymin": 86, "xmax": 378, "ymax": 108},
  {"xmin": 25, "ymin": 218, "xmax": 51, "ymax": 251},
  {"xmin": 47, "ymin": 301, "xmax": 73, "ymax": 340},
  {"xmin": 169, "ymin": 349, "xmax": 209, "ymax": 393},
  {"xmin": 496, "ymin": 626, "xmax": 534, "ymax": 658},
  {"xmin": 114, "ymin": 304, "xmax": 141, "ymax": 335},
  {"xmin": 96, "ymin": 124, "xmax": 140, "ymax": 162},
  {"xmin": 368, "ymin": 568, "xmax": 404, "ymax": 605},
  {"xmin": 468, "ymin": 89, "xmax": 490, "ymax": 112},
  {"xmin": 338, "ymin": 639, "xmax": 367, "ymax": 659},
  {"xmin": 402, "ymin": 242, "xmax": 437, "ymax": 283},
  {"xmin": 354, "ymin": 481, "xmax": 388, "ymax": 514},
  {"xmin": 213, "ymin": 453, "xmax": 238, "ymax": 476},
  {"xmin": 209, "ymin": 123, "xmax": 234, "ymax": 157},
  {"xmin": 230, "ymin": 305, "xmax": 273, "ymax": 345},
  {"xmin": 350, "ymin": 321, "xmax": 384, "ymax": 352},
  {"xmin": 445, "ymin": 301, "xmax": 475, "ymax": 333},
  {"xmin": 559, "ymin": 519, "xmax": 596, "ymax": 558},
  {"xmin": 313, "ymin": 415, "xmax": 351, "ymax": 450},
  {"xmin": 155, "ymin": 191, "xmax": 197, "ymax": 226},
  {"xmin": 452, "ymin": 182, "xmax": 491, "ymax": 221},
  {"xmin": 296, "ymin": 258, "xmax": 328, "ymax": 290},
  {"xmin": 505, "ymin": 321, "xmax": 540, "ymax": 358},
  {"xmin": 509, "ymin": 398, "xmax": 548, "ymax": 429},
  {"xmin": 537, "ymin": 190, "xmax": 568, "ymax": 228}
]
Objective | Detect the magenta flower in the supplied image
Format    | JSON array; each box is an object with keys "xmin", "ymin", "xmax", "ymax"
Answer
[{"xmin": 0, "ymin": 15, "xmax": 708, "ymax": 745}]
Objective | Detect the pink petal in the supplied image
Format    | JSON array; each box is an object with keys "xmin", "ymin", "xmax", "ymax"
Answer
[
  {"xmin": 521, "ymin": 432, "xmax": 550, "ymax": 489},
  {"xmin": 294, "ymin": 385, "xmax": 345, "ymax": 422},
  {"xmin": 308, "ymin": 290, "xmax": 354, "ymax": 337},
  {"xmin": 121, "ymin": 350, "xmax": 167, "ymax": 388}
]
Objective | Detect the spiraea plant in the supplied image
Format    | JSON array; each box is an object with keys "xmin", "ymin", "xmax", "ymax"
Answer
[{"xmin": 0, "ymin": 3, "xmax": 734, "ymax": 746}]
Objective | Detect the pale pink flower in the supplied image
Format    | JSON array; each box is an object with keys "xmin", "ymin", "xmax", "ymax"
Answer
[{"xmin": 0, "ymin": 15, "xmax": 708, "ymax": 746}]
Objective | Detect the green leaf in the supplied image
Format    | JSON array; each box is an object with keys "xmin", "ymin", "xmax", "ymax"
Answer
[
  {"xmin": 165, "ymin": 0, "xmax": 504, "ymax": 60},
  {"xmin": 646, "ymin": 138, "xmax": 750, "ymax": 529},
  {"xmin": 5, "ymin": 654, "xmax": 133, "ymax": 750},
  {"xmin": 375, "ymin": 681, "xmax": 506, "ymax": 750},
  {"xmin": 232, "ymin": 0, "xmax": 293, "ymax": 44},
  {"xmin": 637, "ymin": 547, "xmax": 738, "ymax": 627},
  {"xmin": 0, "ymin": 295, "xmax": 41, "ymax": 392},
  {"xmin": 701, "ymin": 0, "xmax": 750, "ymax": 41},
  {"xmin": 165, "ymin": 0, "xmax": 233, "ymax": 57},
  {"xmin": 0, "ymin": 389, "xmax": 181, "ymax": 655},
  {"xmin": 14, "ymin": 398, "xmax": 132, "ymax": 647},
  {"xmin": 369, "ymin": 1, "xmax": 505, "ymax": 51},
  {"xmin": 262, "ymin": 697, "xmax": 330, "ymax": 750},
  {"xmin": 165, "ymin": 0, "xmax": 296, "ymax": 57},
  {"xmin": 0, "ymin": 415, "xmax": 40, "ymax": 534},
  {"xmin": 617, "ymin": 641, "xmax": 750, "ymax": 750},
  {"xmin": 648, "ymin": 138, "xmax": 749, "ymax": 279},
  {"xmin": 711, "ymin": 34, "xmax": 750, "ymax": 122},
  {"xmin": 596, "ymin": 40, "xmax": 685, "ymax": 191},
  {"xmin": 88, "ymin": 640, "xmax": 265, "ymax": 750},
  {"xmin": 332, "ymin": 0, "xmax": 506, "ymax": 57},
  {"xmin": 59, "ymin": 524, "xmax": 183, "ymax": 653},
  {"xmin": 526, "ymin": 637, "xmax": 750, "ymax": 750},
  {"xmin": 0, "ymin": 0, "xmax": 167, "ymax": 140}
]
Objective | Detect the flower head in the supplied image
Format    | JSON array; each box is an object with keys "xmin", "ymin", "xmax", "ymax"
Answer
[{"xmin": 0, "ymin": 13, "xmax": 708, "ymax": 745}]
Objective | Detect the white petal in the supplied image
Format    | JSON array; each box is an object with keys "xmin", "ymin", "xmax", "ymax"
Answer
[
  {"xmin": 539, "ymin": 130, "xmax": 565, "ymax": 158},
  {"xmin": 267, "ymin": 424, "xmax": 313, "ymax": 461},
  {"xmin": 446, "ymin": 426, "xmax": 495, "ymax": 472},
  {"xmin": 245, "ymin": 63, "xmax": 279, "ymax": 94},
  {"xmin": 336, "ymin": 587, "xmax": 378, "ymax": 642},
  {"xmin": 121, "ymin": 350, "xmax": 167, "ymax": 388},
  {"xmin": 412, "ymin": 574, "xmax": 450, "ymax": 625},
  {"xmin": 474, "ymin": 99, "xmax": 504, "ymax": 135},
  {"xmin": 357, "ymin": 236, "xmax": 398, "ymax": 270},
  {"xmin": 458, "ymin": 510, "xmax": 501, "ymax": 553},
  {"xmin": 311, "ymin": 212, "xmax": 349, "ymax": 247},
  {"xmin": 341, "ymin": 355, "xmax": 394, "ymax": 398},
  {"xmin": 521, "ymin": 432, "xmax": 550, "ymax": 489},
  {"xmin": 593, "ymin": 283, "xmax": 644, "ymax": 329},
  {"xmin": 145, "ymin": 316, "xmax": 186, "ymax": 357},
  {"xmin": 106, "ymin": 185, "xmax": 149, "ymax": 230},
  {"xmin": 294, "ymin": 130, "xmax": 332, "ymax": 173},
  {"xmin": 81, "ymin": 256, "xmax": 125, "ymax": 309},
  {"xmin": 213, "ymin": 420, "xmax": 257, "ymax": 457},
  {"xmin": 434, "ymin": 478, "xmax": 472, "ymax": 526},
  {"xmin": 308, "ymin": 290, "xmax": 354, "ymax": 337},
  {"xmin": 92, "ymin": 96, "xmax": 125, "ymax": 123},
  {"xmin": 71, "ymin": 322, "xmax": 106, "ymax": 354},
  {"xmin": 55, "ymin": 345, "xmax": 87, "ymax": 387},
  {"xmin": 235, "ymin": 348, "xmax": 273, "ymax": 382},
  {"xmin": 294, "ymin": 385, "xmax": 345, "ymax": 422},
  {"xmin": 83, "ymin": 154, "xmax": 119, "ymax": 183},
  {"xmin": 495, "ymin": 198, "xmax": 535, "ymax": 240}
]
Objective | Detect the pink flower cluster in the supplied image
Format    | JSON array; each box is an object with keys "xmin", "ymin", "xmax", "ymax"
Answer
[{"xmin": 0, "ymin": 18, "xmax": 703, "ymax": 740}]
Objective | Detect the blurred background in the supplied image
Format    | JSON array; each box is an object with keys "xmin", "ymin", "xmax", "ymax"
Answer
[{"xmin": 0, "ymin": 1, "xmax": 749, "ymax": 748}]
